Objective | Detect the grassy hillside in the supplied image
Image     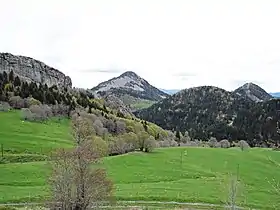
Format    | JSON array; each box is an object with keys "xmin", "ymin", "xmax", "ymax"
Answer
[
  {"xmin": 1, "ymin": 111, "xmax": 280, "ymax": 209},
  {"xmin": 0, "ymin": 111, "xmax": 73, "ymax": 155}
]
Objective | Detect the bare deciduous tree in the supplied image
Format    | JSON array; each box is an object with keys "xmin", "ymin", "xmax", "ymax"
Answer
[{"xmin": 49, "ymin": 114, "xmax": 113, "ymax": 210}]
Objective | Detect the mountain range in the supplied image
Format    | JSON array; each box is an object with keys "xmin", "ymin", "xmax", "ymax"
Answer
[
  {"xmin": 271, "ymin": 92, "xmax": 280, "ymax": 98},
  {"xmin": 1, "ymin": 52, "xmax": 280, "ymax": 146}
]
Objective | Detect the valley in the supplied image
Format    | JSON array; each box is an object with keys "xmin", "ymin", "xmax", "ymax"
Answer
[
  {"xmin": 1, "ymin": 111, "xmax": 280, "ymax": 209},
  {"xmin": 1, "ymin": 53, "xmax": 280, "ymax": 209}
]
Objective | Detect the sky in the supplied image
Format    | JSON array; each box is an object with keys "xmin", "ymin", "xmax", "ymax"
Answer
[{"xmin": 1, "ymin": 0, "xmax": 280, "ymax": 92}]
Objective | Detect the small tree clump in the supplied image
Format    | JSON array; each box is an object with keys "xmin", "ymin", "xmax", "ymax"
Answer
[
  {"xmin": 108, "ymin": 138, "xmax": 127, "ymax": 155},
  {"xmin": 137, "ymin": 131, "xmax": 150, "ymax": 151},
  {"xmin": 21, "ymin": 105, "xmax": 53, "ymax": 122},
  {"xmin": 9, "ymin": 96, "xmax": 25, "ymax": 109},
  {"xmin": 24, "ymin": 97, "xmax": 42, "ymax": 107},
  {"xmin": 51, "ymin": 104, "xmax": 69, "ymax": 117},
  {"xmin": 0, "ymin": 101, "xmax": 11, "ymax": 112},
  {"xmin": 238, "ymin": 140, "xmax": 250, "ymax": 151},
  {"xmin": 158, "ymin": 139, "xmax": 177, "ymax": 147},
  {"xmin": 220, "ymin": 139, "xmax": 231, "ymax": 148},
  {"xmin": 208, "ymin": 137, "xmax": 218, "ymax": 148},
  {"xmin": 144, "ymin": 136, "xmax": 156, "ymax": 153}
]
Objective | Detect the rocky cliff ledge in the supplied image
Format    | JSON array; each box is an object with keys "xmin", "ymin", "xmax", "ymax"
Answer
[{"xmin": 0, "ymin": 53, "xmax": 72, "ymax": 88}]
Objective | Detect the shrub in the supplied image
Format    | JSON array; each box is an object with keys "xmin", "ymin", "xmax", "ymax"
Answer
[
  {"xmin": 115, "ymin": 120, "xmax": 126, "ymax": 134},
  {"xmin": 238, "ymin": 140, "xmax": 250, "ymax": 151},
  {"xmin": 92, "ymin": 136, "xmax": 108, "ymax": 156},
  {"xmin": 0, "ymin": 101, "xmax": 11, "ymax": 112},
  {"xmin": 9, "ymin": 96, "xmax": 25, "ymax": 109},
  {"xmin": 158, "ymin": 139, "xmax": 177, "ymax": 147},
  {"xmin": 137, "ymin": 131, "xmax": 150, "ymax": 151},
  {"xmin": 21, "ymin": 104, "xmax": 53, "ymax": 122},
  {"xmin": 24, "ymin": 97, "xmax": 41, "ymax": 107},
  {"xmin": 220, "ymin": 139, "xmax": 230, "ymax": 148},
  {"xmin": 21, "ymin": 108, "xmax": 34, "ymax": 121},
  {"xmin": 122, "ymin": 132, "xmax": 138, "ymax": 152},
  {"xmin": 108, "ymin": 138, "xmax": 127, "ymax": 155},
  {"xmin": 144, "ymin": 136, "xmax": 156, "ymax": 152},
  {"xmin": 51, "ymin": 104, "xmax": 69, "ymax": 117},
  {"xmin": 208, "ymin": 137, "xmax": 218, "ymax": 148},
  {"xmin": 93, "ymin": 119, "xmax": 106, "ymax": 136}
]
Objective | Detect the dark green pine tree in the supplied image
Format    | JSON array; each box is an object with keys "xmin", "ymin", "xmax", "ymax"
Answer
[
  {"xmin": 8, "ymin": 70, "xmax": 14, "ymax": 82},
  {"xmin": 0, "ymin": 72, "xmax": 3, "ymax": 84},
  {"xmin": 14, "ymin": 76, "xmax": 21, "ymax": 87},
  {"xmin": 175, "ymin": 130, "xmax": 181, "ymax": 146},
  {"xmin": 3, "ymin": 71, "xmax": 8, "ymax": 84}
]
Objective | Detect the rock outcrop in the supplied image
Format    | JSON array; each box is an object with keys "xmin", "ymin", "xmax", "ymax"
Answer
[
  {"xmin": 0, "ymin": 53, "xmax": 72, "ymax": 88},
  {"xmin": 92, "ymin": 71, "xmax": 168, "ymax": 102}
]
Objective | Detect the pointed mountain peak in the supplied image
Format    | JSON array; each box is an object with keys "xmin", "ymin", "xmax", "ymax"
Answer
[
  {"xmin": 120, "ymin": 71, "xmax": 141, "ymax": 79},
  {"xmin": 233, "ymin": 82, "xmax": 272, "ymax": 102},
  {"xmin": 91, "ymin": 71, "xmax": 168, "ymax": 103}
]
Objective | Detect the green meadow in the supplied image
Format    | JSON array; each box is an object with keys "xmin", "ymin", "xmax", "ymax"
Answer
[{"xmin": 1, "ymin": 111, "xmax": 280, "ymax": 209}]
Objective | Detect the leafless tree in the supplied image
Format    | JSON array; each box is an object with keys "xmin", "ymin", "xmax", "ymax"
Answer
[
  {"xmin": 223, "ymin": 165, "xmax": 246, "ymax": 210},
  {"xmin": 49, "ymin": 114, "xmax": 113, "ymax": 210},
  {"xmin": 9, "ymin": 95, "xmax": 25, "ymax": 109},
  {"xmin": 238, "ymin": 140, "xmax": 250, "ymax": 151},
  {"xmin": 227, "ymin": 173, "xmax": 238, "ymax": 210},
  {"xmin": 0, "ymin": 101, "xmax": 11, "ymax": 112}
]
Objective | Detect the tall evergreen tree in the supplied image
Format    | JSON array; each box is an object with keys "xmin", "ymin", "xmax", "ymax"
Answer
[
  {"xmin": 14, "ymin": 76, "xmax": 21, "ymax": 87},
  {"xmin": 8, "ymin": 70, "xmax": 14, "ymax": 82},
  {"xmin": 175, "ymin": 130, "xmax": 181, "ymax": 146},
  {"xmin": 3, "ymin": 71, "xmax": 8, "ymax": 84}
]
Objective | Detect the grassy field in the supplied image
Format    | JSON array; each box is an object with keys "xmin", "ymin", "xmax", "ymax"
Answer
[{"xmin": 1, "ymin": 111, "xmax": 280, "ymax": 209}]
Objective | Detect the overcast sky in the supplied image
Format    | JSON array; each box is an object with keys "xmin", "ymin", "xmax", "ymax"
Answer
[{"xmin": 1, "ymin": 0, "xmax": 280, "ymax": 92}]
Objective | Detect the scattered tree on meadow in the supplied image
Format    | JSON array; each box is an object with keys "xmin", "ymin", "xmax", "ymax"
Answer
[
  {"xmin": 238, "ymin": 140, "xmax": 250, "ymax": 151},
  {"xmin": 208, "ymin": 137, "xmax": 218, "ymax": 148},
  {"xmin": 175, "ymin": 130, "xmax": 181, "ymax": 146},
  {"xmin": 220, "ymin": 139, "xmax": 231, "ymax": 148},
  {"xmin": 49, "ymin": 114, "xmax": 113, "ymax": 210}
]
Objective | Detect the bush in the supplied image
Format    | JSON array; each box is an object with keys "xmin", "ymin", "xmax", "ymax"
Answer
[
  {"xmin": 144, "ymin": 136, "xmax": 156, "ymax": 152},
  {"xmin": 21, "ymin": 104, "xmax": 53, "ymax": 122},
  {"xmin": 220, "ymin": 139, "xmax": 230, "ymax": 148},
  {"xmin": 238, "ymin": 140, "xmax": 250, "ymax": 151},
  {"xmin": 158, "ymin": 139, "xmax": 177, "ymax": 147},
  {"xmin": 115, "ymin": 120, "xmax": 126, "ymax": 134},
  {"xmin": 51, "ymin": 104, "xmax": 69, "ymax": 117},
  {"xmin": 208, "ymin": 137, "xmax": 218, "ymax": 148},
  {"xmin": 122, "ymin": 132, "xmax": 138, "ymax": 152},
  {"xmin": 9, "ymin": 96, "xmax": 25, "ymax": 109},
  {"xmin": 24, "ymin": 97, "xmax": 41, "ymax": 107},
  {"xmin": 108, "ymin": 138, "xmax": 127, "ymax": 155},
  {"xmin": 0, "ymin": 101, "xmax": 11, "ymax": 112}
]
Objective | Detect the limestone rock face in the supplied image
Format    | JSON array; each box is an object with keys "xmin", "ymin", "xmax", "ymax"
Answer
[{"xmin": 0, "ymin": 53, "xmax": 72, "ymax": 88}]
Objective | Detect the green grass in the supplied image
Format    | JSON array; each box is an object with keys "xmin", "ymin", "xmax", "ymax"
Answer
[
  {"xmin": 1, "ymin": 148, "xmax": 280, "ymax": 209},
  {"xmin": 130, "ymin": 100, "xmax": 156, "ymax": 110},
  {"xmin": 1, "ymin": 111, "xmax": 280, "ymax": 209},
  {"xmin": 0, "ymin": 111, "xmax": 73, "ymax": 154}
]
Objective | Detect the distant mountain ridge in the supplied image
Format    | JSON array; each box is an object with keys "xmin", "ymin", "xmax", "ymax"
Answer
[
  {"xmin": 91, "ymin": 71, "xmax": 169, "ymax": 106},
  {"xmin": 271, "ymin": 92, "xmax": 280, "ymax": 98},
  {"xmin": 160, "ymin": 89, "xmax": 181, "ymax": 95},
  {"xmin": 135, "ymin": 83, "xmax": 280, "ymax": 147}
]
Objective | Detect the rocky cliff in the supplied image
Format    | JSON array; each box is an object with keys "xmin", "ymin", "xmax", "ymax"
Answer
[{"xmin": 0, "ymin": 53, "xmax": 72, "ymax": 88}]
